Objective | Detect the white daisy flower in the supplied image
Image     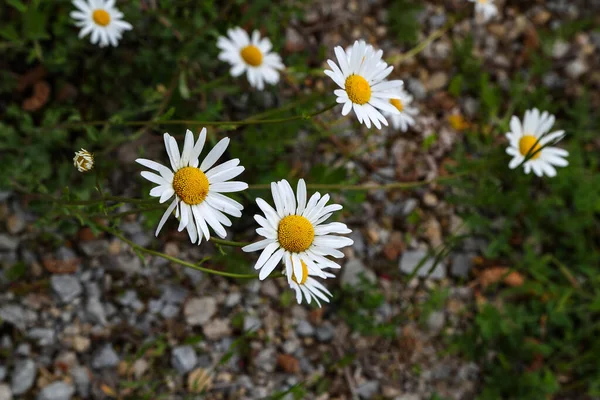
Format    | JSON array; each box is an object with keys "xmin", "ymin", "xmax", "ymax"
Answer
[
  {"xmin": 325, "ymin": 40, "xmax": 404, "ymax": 129},
  {"xmin": 136, "ymin": 129, "xmax": 248, "ymax": 244},
  {"xmin": 242, "ymin": 179, "xmax": 353, "ymax": 282},
  {"xmin": 73, "ymin": 148, "xmax": 94, "ymax": 172},
  {"xmin": 70, "ymin": 0, "xmax": 132, "ymax": 47},
  {"xmin": 217, "ymin": 27, "xmax": 285, "ymax": 91},
  {"xmin": 468, "ymin": 0, "xmax": 498, "ymax": 22},
  {"xmin": 384, "ymin": 88, "xmax": 419, "ymax": 132},
  {"xmin": 288, "ymin": 259, "xmax": 335, "ymax": 307},
  {"xmin": 506, "ymin": 108, "xmax": 569, "ymax": 177}
]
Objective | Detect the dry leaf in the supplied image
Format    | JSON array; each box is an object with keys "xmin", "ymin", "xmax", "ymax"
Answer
[
  {"xmin": 448, "ymin": 113, "xmax": 469, "ymax": 131},
  {"xmin": 22, "ymin": 81, "xmax": 50, "ymax": 112},
  {"xmin": 187, "ymin": 368, "xmax": 212, "ymax": 394},
  {"xmin": 277, "ymin": 354, "xmax": 300, "ymax": 374},
  {"xmin": 479, "ymin": 267, "xmax": 525, "ymax": 288},
  {"xmin": 100, "ymin": 383, "xmax": 117, "ymax": 397},
  {"xmin": 42, "ymin": 257, "xmax": 79, "ymax": 274}
]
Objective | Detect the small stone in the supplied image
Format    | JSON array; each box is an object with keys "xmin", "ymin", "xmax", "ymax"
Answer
[
  {"xmin": 532, "ymin": 8, "xmax": 551, "ymax": 25},
  {"xmin": 295, "ymin": 320, "xmax": 315, "ymax": 337},
  {"xmin": 203, "ymin": 319, "xmax": 231, "ymax": 340},
  {"xmin": 552, "ymin": 40, "xmax": 570, "ymax": 59},
  {"xmin": 356, "ymin": 380, "xmax": 379, "ymax": 399},
  {"xmin": 282, "ymin": 339, "xmax": 300, "ymax": 354},
  {"xmin": 86, "ymin": 298, "xmax": 107, "ymax": 325},
  {"xmin": 171, "ymin": 346, "xmax": 197, "ymax": 374},
  {"xmin": 225, "ymin": 292, "xmax": 242, "ymax": 307},
  {"xmin": 71, "ymin": 336, "xmax": 90, "ymax": 353},
  {"xmin": 399, "ymin": 250, "xmax": 446, "ymax": 280},
  {"xmin": 50, "ymin": 275, "xmax": 82, "ymax": 303},
  {"xmin": 0, "ymin": 384, "xmax": 12, "ymax": 400},
  {"xmin": 422, "ymin": 192, "xmax": 438, "ymax": 207},
  {"xmin": 91, "ymin": 345, "xmax": 119, "ymax": 369},
  {"xmin": 260, "ymin": 280, "xmax": 279, "ymax": 299},
  {"xmin": 451, "ymin": 253, "xmax": 475, "ymax": 278},
  {"xmin": 396, "ymin": 394, "xmax": 421, "ymax": 400},
  {"xmin": 566, "ymin": 59, "xmax": 587, "ymax": 79},
  {"xmin": 406, "ymin": 78, "xmax": 426, "ymax": 100},
  {"xmin": 253, "ymin": 348, "xmax": 276, "ymax": 373},
  {"xmin": 6, "ymin": 215, "xmax": 25, "ymax": 234},
  {"xmin": 427, "ymin": 311, "xmax": 446, "ymax": 334},
  {"xmin": 427, "ymin": 72, "xmax": 448, "ymax": 91},
  {"xmin": 0, "ymin": 304, "xmax": 36, "ymax": 330},
  {"xmin": 0, "ymin": 365, "xmax": 5, "ymax": 381},
  {"xmin": 16, "ymin": 343, "xmax": 31, "ymax": 356},
  {"xmin": 11, "ymin": 359, "xmax": 36, "ymax": 395},
  {"xmin": 341, "ymin": 259, "xmax": 376, "ymax": 286},
  {"xmin": 36, "ymin": 381, "xmax": 74, "ymax": 400},
  {"xmin": 243, "ymin": 315, "xmax": 262, "ymax": 332},
  {"xmin": 315, "ymin": 322, "xmax": 335, "ymax": 342},
  {"xmin": 160, "ymin": 303, "xmax": 180, "ymax": 319},
  {"xmin": 78, "ymin": 240, "xmax": 108, "ymax": 257},
  {"xmin": 0, "ymin": 234, "xmax": 18, "ymax": 251},
  {"xmin": 402, "ymin": 198, "xmax": 418, "ymax": 215},
  {"xmin": 160, "ymin": 285, "xmax": 188, "ymax": 304},
  {"xmin": 27, "ymin": 328, "xmax": 55, "ymax": 346},
  {"xmin": 70, "ymin": 367, "xmax": 90, "ymax": 398},
  {"xmin": 422, "ymin": 218, "xmax": 442, "ymax": 248},
  {"xmin": 184, "ymin": 297, "xmax": 217, "ymax": 326},
  {"xmin": 132, "ymin": 359, "xmax": 149, "ymax": 379}
]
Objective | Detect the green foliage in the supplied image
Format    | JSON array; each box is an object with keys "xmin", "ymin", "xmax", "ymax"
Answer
[
  {"xmin": 446, "ymin": 29, "xmax": 600, "ymax": 399},
  {"xmin": 336, "ymin": 277, "xmax": 398, "ymax": 337},
  {"xmin": 387, "ymin": 0, "xmax": 424, "ymax": 45}
]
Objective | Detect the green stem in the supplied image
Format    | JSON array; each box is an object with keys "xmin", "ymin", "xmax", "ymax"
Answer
[
  {"xmin": 47, "ymin": 102, "xmax": 337, "ymax": 131},
  {"xmin": 210, "ymin": 237, "xmax": 249, "ymax": 247},
  {"xmin": 101, "ymin": 225, "xmax": 259, "ymax": 279}
]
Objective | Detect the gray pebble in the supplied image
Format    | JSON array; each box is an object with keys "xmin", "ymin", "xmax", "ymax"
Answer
[
  {"xmin": 341, "ymin": 259, "xmax": 377, "ymax": 287},
  {"xmin": 0, "ymin": 234, "xmax": 19, "ymax": 252},
  {"xmin": 399, "ymin": 250, "xmax": 446, "ymax": 280},
  {"xmin": 450, "ymin": 253, "xmax": 475, "ymax": 278},
  {"xmin": 315, "ymin": 322, "xmax": 335, "ymax": 342},
  {"xmin": 427, "ymin": 311, "xmax": 446, "ymax": 335},
  {"xmin": 225, "ymin": 292, "xmax": 242, "ymax": 307},
  {"xmin": 36, "ymin": 382, "xmax": 74, "ymax": 400},
  {"xmin": 91, "ymin": 345, "xmax": 119, "ymax": 369},
  {"xmin": 356, "ymin": 380, "xmax": 380, "ymax": 399},
  {"xmin": 296, "ymin": 320, "xmax": 315, "ymax": 337},
  {"xmin": 160, "ymin": 303, "xmax": 180, "ymax": 319},
  {"xmin": 0, "ymin": 384, "xmax": 11, "ymax": 400},
  {"xmin": 253, "ymin": 348, "xmax": 276, "ymax": 373},
  {"xmin": 27, "ymin": 328, "xmax": 55, "ymax": 346},
  {"xmin": 85, "ymin": 298, "xmax": 107, "ymax": 325},
  {"xmin": 171, "ymin": 346, "xmax": 197, "ymax": 374},
  {"xmin": 0, "ymin": 304, "xmax": 36, "ymax": 330},
  {"xmin": 11, "ymin": 359, "xmax": 36, "ymax": 395},
  {"xmin": 51, "ymin": 275, "xmax": 82, "ymax": 303},
  {"xmin": 70, "ymin": 366, "xmax": 90, "ymax": 398},
  {"xmin": 184, "ymin": 297, "xmax": 216, "ymax": 326},
  {"xmin": 0, "ymin": 365, "xmax": 6, "ymax": 381}
]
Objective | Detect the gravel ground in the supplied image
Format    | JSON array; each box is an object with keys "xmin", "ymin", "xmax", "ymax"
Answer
[{"xmin": 1, "ymin": 0, "xmax": 599, "ymax": 399}]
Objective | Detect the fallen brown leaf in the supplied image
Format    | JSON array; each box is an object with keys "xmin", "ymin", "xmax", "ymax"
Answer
[
  {"xmin": 479, "ymin": 267, "xmax": 525, "ymax": 288},
  {"xmin": 277, "ymin": 354, "xmax": 300, "ymax": 374}
]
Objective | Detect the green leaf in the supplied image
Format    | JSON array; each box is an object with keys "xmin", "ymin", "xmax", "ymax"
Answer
[{"xmin": 7, "ymin": 0, "xmax": 27, "ymax": 12}]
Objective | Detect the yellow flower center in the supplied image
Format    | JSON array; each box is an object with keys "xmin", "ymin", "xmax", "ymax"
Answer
[
  {"xmin": 92, "ymin": 9, "xmax": 111, "ymax": 27},
  {"xmin": 172, "ymin": 167, "xmax": 210, "ymax": 205},
  {"xmin": 291, "ymin": 260, "xmax": 309, "ymax": 285},
  {"xmin": 240, "ymin": 45, "xmax": 263, "ymax": 67},
  {"xmin": 345, "ymin": 75, "xmax": 371, "ymax": 105},
  {"xmin": 277, "ymin": 215, "xmax": 315, "ymax": 253},
  {"xmin": 519, "ymin": 135, "xmax": 542, "ymax": 159},
  {"xmin": 390, "ymin": 98, "xmax": 404, "ymax": 112}
]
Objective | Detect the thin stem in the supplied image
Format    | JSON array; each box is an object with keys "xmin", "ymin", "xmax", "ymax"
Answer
[
  {"xmin": 387, "ymin": 18, "xmax": 456, "ymax": 66},
  {"xmin": 101, "ymin": 225, "xmax": 260, "ymax": 279},
  {"xmin": 46, "ymin": 102, "xmax": 337, "ymax": 132},
  {"xmin": 210, "ymin": 237, "xmax": 249, "ymax": 247}
]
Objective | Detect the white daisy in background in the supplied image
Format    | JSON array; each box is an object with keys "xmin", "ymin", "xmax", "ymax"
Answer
[
  {"xmin": 468, "ymin": 0, "xmax": 498, "ymax": 22},
  {"xmin": 217, "ymin": 27, "xmax": 285, "ymax": 90},
  {"xmin": 73, "ymin": 148, "xmax": 94, "ymax": 172},
  {"xmin": 288, "ymin": 260, "xmax": 335, "ymax": 307},
  {"xmin": 70, "ymin": 0, "xmax": 132, "ymax": 47},
  {"xmin": 384, "ymin": 88, "xmax": 419, "ymax": 132},
  {"xmin": 137, "ymin": 129, "xmax": 248, "ymax": 244},
  {"xmin": 243, "ymin": 179, "xmax": 353, "ymax": 281},
  {"xmin": 506, "ymin": 108, "xmax": 569, "ymax": 177},
  {"xmin": 325, "ymin": 39, "xmax": 404, "ymax": 129}
]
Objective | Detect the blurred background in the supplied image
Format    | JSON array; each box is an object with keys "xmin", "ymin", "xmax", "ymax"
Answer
[{"xmin": 0, "ymin": 0, "xmax": 599, "ymax": 399}]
